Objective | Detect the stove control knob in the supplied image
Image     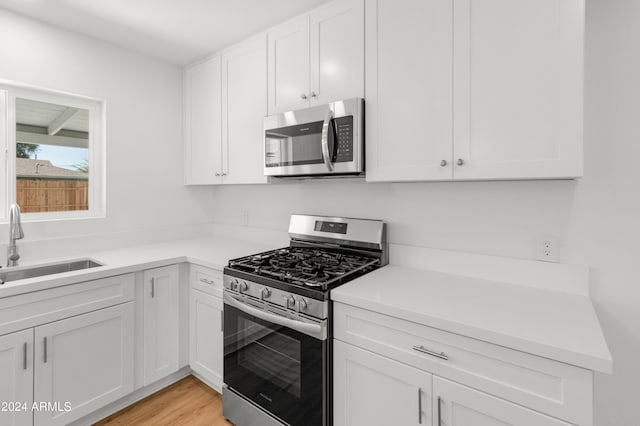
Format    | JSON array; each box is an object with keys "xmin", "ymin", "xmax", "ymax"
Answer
[
  {"xmin": 295, "ymin": 298, "xmax": 308, "ymax": 312},
  {"xmin": 230, "ymin": 279, "xmax": 238, "ymax": 290},
  {"xmin": 238, "ymin": 281, "xmax": 248, "ymax": 293},
  {"xmin": 261, "ymin": 287, "xmax": 271, "ymax": 300},
  {"xmin": 284, "ymin": 295, "xmax": 296, "ymax": 309}
]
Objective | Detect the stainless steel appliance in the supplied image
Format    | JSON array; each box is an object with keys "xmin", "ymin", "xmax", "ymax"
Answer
[
  {"xmin": 264, "ymin": 98, "xmax": 364, "ymax": 177},
  {"xmin": 222, "ymin": 214, "xmax": 387, "ymax": 426}
]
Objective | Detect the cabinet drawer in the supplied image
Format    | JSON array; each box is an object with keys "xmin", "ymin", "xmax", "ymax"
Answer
[
  {"xmin": 190, "ymin": 265, "xmax": 223, "ymax": 297},
  {"xmin": 334, "ymin": 303, "xmax": 593, "ymax": 426},
  {"xmin": 0, "ymin": 274, "xmax": 135, "ymax": 336}
]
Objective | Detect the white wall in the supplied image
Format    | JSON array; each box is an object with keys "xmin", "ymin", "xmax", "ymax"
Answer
[
  {"xmin": 210, "ymin": 0, "xmax": 639, "ymax": 423},
  {"xmin": 0, "ymin": 8, "xmax": 214, "ymax": 246}
]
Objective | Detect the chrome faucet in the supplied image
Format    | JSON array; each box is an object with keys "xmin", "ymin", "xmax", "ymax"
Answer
[{"xmin": 7, "ymin": 204, "xmax": 24, "ymax": 267}]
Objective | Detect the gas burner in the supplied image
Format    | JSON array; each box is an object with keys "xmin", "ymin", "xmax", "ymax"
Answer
[{"xmin": 227, "ymin": 246, "xmax": 380, "ymax": 290}]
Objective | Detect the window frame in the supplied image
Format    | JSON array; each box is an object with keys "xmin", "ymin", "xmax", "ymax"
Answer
[{"xmin": 0, "ymin": 80, "xmax": 106, "ymax": 222}]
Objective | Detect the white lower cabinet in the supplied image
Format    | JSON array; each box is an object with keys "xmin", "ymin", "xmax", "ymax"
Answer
[
  {"xmin": 189, "ymin": 288, "xmax": 223, "ymax": 390},
  {"xmin": 433, "ymin": 377, "xmax": 571, "ymax": 426},
  {"xmin": 0, "ymin": 329, "xmax": 34, "ymax": 426},
  {"xmin": 334, "ymin": 340, "xmax": 432, "ymax": 426},
  {"xmin": 143, "ymin": 265, "xmax": 180, "ymax": 386},
  {"xmin": 334, "ymin": 303, "xmax": 593, "ymax": 426},
  {"xmin": 32, "ymin": 302, "xmax": 134, "ymax": 426}
]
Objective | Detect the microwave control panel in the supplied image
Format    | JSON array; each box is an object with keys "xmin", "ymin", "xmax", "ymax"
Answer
[{"xmin": 334, "ymin": 116, "xmax": 354, "ymax": 163}]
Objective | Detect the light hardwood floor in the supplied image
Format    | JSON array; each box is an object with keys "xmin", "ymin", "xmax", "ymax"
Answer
[{"xmin": 94, "ymin": 375, "xmax": 230, "ymax": 426}]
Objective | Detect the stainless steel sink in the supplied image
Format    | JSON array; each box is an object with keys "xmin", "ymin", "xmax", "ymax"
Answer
[{"xmin": 0, "ymin": 259, "xmax": 103, "ymax": 285}]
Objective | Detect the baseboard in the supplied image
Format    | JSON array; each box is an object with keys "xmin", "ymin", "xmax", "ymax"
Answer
[
  {"xmin": 191, "ymin": 370, "xmax": 223, "ymax": 393},
  {"xmin": 68, "ymin": 367, "xmax": 192, "ymax": 425}
]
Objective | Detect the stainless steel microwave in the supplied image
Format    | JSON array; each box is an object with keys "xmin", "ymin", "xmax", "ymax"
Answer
[{"xmin": 264, "ymin": 98, "xmax": 364, "ymax": 177}]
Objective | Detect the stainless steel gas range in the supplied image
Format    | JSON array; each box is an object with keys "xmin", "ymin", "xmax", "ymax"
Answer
[{"xmin": 222, "ymin": 214, "xmax": 388, "ymax": 426}]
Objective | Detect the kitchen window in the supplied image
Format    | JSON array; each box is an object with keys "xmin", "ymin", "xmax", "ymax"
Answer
[{"xmin": 0, "ymin": 81, "xmax": 105, "ymax": 222}]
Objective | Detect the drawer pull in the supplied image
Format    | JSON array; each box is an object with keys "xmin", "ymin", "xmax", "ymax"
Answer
[
  {"xmin": 199, "ymin": 278, "xmax": 215, "ymax": 285},
  {"xmin": 412, "ymin": 345, "xmax": 448, "ymax": 361},
  {"xmin": 417, "ymin": 387, "xmax": 423, "ymax": 424}
]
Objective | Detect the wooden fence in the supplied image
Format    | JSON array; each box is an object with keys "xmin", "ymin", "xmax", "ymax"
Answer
[{"xmin": 16, "ymin": 178, "xmax": 88, "ymax": 212}]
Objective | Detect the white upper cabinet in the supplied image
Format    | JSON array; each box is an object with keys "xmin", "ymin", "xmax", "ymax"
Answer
[
  {"xmin": 222, "ymin": 35, "xmax": 269, "ymax": 185},
  {"xmin": 365, "ymin": 0, "xmax": 453, "ymax": 182},
  {"xmin": 268, "ymin": 0, "xmax": 364, "ymax": 115},
  {"xmin": 310, "ymin": 0, "xmax": 365, "ymax": 106},
  {"xmin": 366, "ymin": 0, "xmax": 584, "ymax": 182},
  {"xmin": 268, "ymin": 16, "xmax": 310, "ymax": 114},
  {"xmin": 184, "ymin": 56, "xmax": 222, "ymax": 185},
  {"xmin": 452, "ymin": 0, "xmax": 584, "ymax": 180}
]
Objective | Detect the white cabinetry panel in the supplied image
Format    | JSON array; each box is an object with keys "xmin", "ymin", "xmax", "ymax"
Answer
[
  {"xmin": 433, "ymin": 377, "xmax": 572, "ymax": 426},
  {"xmin": 184, "ymin": 56, "xmax": 222, "ymax": 184},
  {"xmin": 34, "ymin": 303, "xmax": 134, "ymax": 426},
  {"xmin": 0, "ymin": 329, "xmax": 33, "ymax": 426},
  {"xmin": 268, "ymin": 17, "xmax": 310, "ymax": 114},
  {"xmin": 143, "ymin": 265, "xmax": 180, "ymax": 385},
  {"xmin": 452, "ymin": 0, "xmax": 584, "ymax": 179},
  {"xmin": 310, "ymin": 0, "xmax": 364, "ymax": 105},
  {"xmin": 365, "ymin": 0, "xmax": 453, "ymax": 182},
  {"xmin": 189, "ymin": 288, "xmax": 223, "ymax": 391},
  {"xmin": 222, "ymin": 35, "xmax": 269, "ymax": 185},
  {"xmin": 334, "ymin": 340, "xmax": 432, "ymax": 426}
]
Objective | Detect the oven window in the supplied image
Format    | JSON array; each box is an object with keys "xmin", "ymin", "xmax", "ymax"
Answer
[
  {"xmin": 236, "ymin": 317, "xmax": 302, "ymax": 398},
  {"xmin": 265, "ymin": 120, "xmax": 325, "ymax": 167}
]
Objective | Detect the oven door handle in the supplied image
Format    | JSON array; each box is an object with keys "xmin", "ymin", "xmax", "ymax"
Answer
[
  {"xmin": 321, "ymin": 109, "xmax": 335, "ymax": 172},
  {"xmin": 224, "ymin": 292, "xmax": 326, "ymax": 340}
]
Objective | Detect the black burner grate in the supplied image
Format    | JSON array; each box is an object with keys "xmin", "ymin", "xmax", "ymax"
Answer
[{"xmin": 228, "ymin": 247, "xmax": 379, "ymax": 289}]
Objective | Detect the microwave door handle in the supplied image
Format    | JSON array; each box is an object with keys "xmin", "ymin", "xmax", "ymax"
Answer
[
  {"xmin": 223, "ymin": 292, "xmax": 325, "ymax": 339},
  {"xmin": 321, "ymin": 109, "xmax": 335, "ymax": 171}
]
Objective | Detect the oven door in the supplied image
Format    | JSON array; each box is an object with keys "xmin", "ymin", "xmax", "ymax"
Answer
[
  {"xmin": 264, "ymin": 98, "xmax": 363, "ymax": 177},
  {"xmin": 223, "ymin": 292, "xmax": 327, "ymax": 426}
]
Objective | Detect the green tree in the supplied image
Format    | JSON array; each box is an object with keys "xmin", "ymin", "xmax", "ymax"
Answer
[
  {"xmin": 16, "ymin": 143, "xmax": 40, "ymax": 158},
  {"xmin": 72, "ymin": 159, "xmax": 89, "ymax": 173}
]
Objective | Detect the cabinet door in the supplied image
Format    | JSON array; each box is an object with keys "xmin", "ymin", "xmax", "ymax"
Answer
[
  {"xmin": 334, "ymin": 340, "xmax": 432, "ymax": 426},
  {"xmin": 452, "ymin": 0, "xmax": 584, "ymax": 180},
  {"xmin": 309, "ymin": 0, "xmax": 364, "ymax": 105},
  {"xmin": 184, "ymin": 56, "xmax": 223, "ymax": 184},
  {"xmin": 0, "ymin": 329, "xmax": 33, "ymax": 426},
  {"xmin": 365, "ymin": 0, "xmax": 453, "ymax": 182},
  {"xmin": 143, "ymin": 265, "xmax": 180, "ymax": 386},
  {"xmin": 189, "ymin": 289, "xmax": 223, "ymax": 391},
  {"xmin": 34, "ymin": 303, "xmax": 134, "ymax": 426},
  {"xmin": 433, "ymin": 377, "xmax": 572, "ymax": 426},
  {"xmin": 221, "ymin": 35, "xmax": 269, "ymax": 185},
  {"xmin": 267, "ymin": 16, "xmax": 310, "ymax": 114}
]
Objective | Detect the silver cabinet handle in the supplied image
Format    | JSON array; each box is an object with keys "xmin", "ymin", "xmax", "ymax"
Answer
[
  {"xmin": 220, "ymin": 310, "xmax": 224, "ymax": 332},
  {"xmin": 23, "ymin": 342, "xmax": 27, "ymax": 370},
  {"xmin": 301, "ymin": 93, "xmax": 308, "ymax": 100},
  {"xmin": 311, "ymin": 91, "xmax": 317, "ymax": 98},
  {"xmin": 417, "ymin": 387, "xmax": 422, "ymax": 424},
  {"xmin": 221, "ymin": 172, "xmax": 227, "ymax": 176},
  {"xmin": 412, "ymin": 345, "xmax": 448, "ymax": 360},
  {"xmin": 199, "ymin": 278, "xmax": 215, "ymax": 285},
  {"xmin": 151, "ymin": 277, "xmax": 155, "ymax": 298},
  {"xmin": 437, "ymin": 396, "xmax": 442, "ymax": 426},
  {"xmin": 440, "ymin": 160, "xmax": 447, "ymax": 167},
  {"xmin": 43, "ymin": 337, "xmax": 47, "ymax": 363},
  {"xmin": 215, "ymin": 172, "xmax": 220, "ymax": 176},
  {"xmin": 457, "ymin": 158, "xmax": 465, "ymax": 166}
]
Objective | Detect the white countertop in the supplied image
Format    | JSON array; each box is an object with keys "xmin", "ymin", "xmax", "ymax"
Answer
[
  {"xmin": 331, "ymin": 264, "xmax": 612, "ymax": 373},
  {"xmin": 0, "ymin": 236, "xmax": 274, "ymax": 298},
  {"xmin": 0, "ymin": 232, "xmax": 612, "ymax": 374}
]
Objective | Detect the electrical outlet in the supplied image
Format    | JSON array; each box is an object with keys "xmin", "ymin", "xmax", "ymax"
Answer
[{"xmin": 536, "ymin": 235, "xmax": 560, "ymax": 262}]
